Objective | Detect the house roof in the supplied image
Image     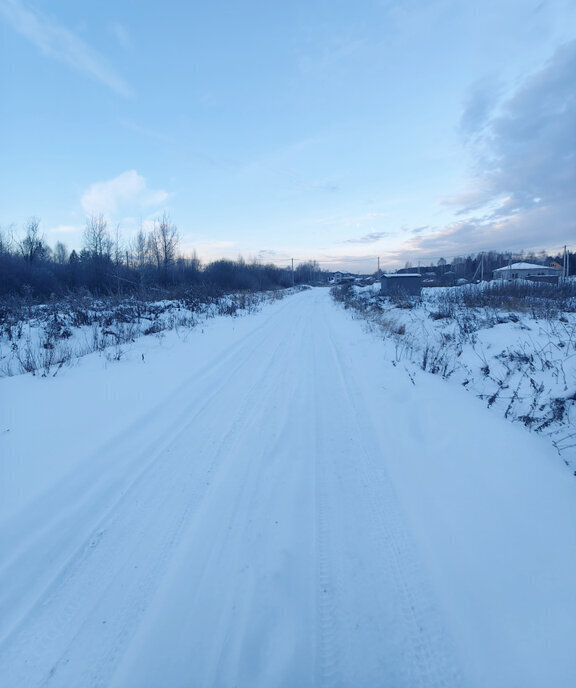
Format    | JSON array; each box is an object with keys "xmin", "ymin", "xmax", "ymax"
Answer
[
  {"xmin": 382, "ymin": 273, "xmax": 422, "ymax": 278},
  {"xmin": 493, "ymin": 262, "xmax": 560, "ymax": 272}
]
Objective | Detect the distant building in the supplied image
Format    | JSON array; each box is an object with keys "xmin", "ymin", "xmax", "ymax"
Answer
[
  {"xmin": 492, "ymin": 262, "xmax": 562, "ymax": 281},
  {"xmin": 380, "ymin": 273, "xmax": 422, "ymax": 296},
  {"xmin": 332, "ymin": 271, "xmax": 355, "ymax": 284}
]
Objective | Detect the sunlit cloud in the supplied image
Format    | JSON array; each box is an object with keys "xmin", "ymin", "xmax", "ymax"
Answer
[{"xmin": 81, "ymin": 171, "xmax": 169, "ymax": 218}]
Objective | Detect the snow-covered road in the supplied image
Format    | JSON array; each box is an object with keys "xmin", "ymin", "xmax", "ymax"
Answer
[{"xmin": 1, "ymin": 288, "xmax": 575, "ymax": 687}]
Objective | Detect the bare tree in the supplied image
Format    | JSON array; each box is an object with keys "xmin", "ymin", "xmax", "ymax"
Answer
[
  {"xmin": 0, "ymin": 225, "xmax": 15, "ymax": 255},
  {"xmin": 20, "ymin": 217, "xmax": 47, "ymax": 263},
  {"xmin": 151, "ymin": 212, "xmax": 179, "ymax": 282},
  {"xmin": 83, "ymin": 214, "xmax": 112, "ymax": 260},
  {"xmin": 147, "ymin": 230, "xmax": 162, "ymax": 271},
  {"xmin": 130, "ymin": 228, "xmax": 149, "ymax": 268},
  {"xmin": 54, "ymin": 241, "xmax": 69, "ymax": 265},
  {"xmin": 113, "ymin": 223, "xmax": 123, "ymax": 266}
]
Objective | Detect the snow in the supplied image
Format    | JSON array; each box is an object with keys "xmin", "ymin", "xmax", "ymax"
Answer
[
  {"xmin": 1, "ymin": 288, "xmax": 575, "ymax": 687},
  {"xmin": 493, "ymin": 262, "xmax": 559, "ymax": 271},
  {"xmin": 345, "ymin": 283, "xmax": 576, "ymax": 465}
]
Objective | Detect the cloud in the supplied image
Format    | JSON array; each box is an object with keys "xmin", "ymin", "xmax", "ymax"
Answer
[
  {"xmin": 459, "ymin": 77, "xmax": 502, "ymax": 137},
  {"xmin": 257, "ymin": 249, "xmax": 289, "ymax": 259},
  {"xmin": 461, "ymin": 40, "xmax": 576, "ymax": 216},
  {"xmin": 81, "ymin": 171, "xmax": 169, "ymax": 217},
  {"xmin": 387, "ymin": 200, "xmax": 574, "ymax": 265},
  {"xmin": 344, "ymin": 231, "xmax": 390, "ymax": 244},
  {"xmin": 110, "ymin": 22, "xmax": 131, "ymax": 51},
  {"xmin": 430, "ymin": 39, "xmax": 576, "ymax": 263},
  {"xmin": 0, "ymin": 0, "xmax": 131, "ymax": 96},
  {"xmin": 47, "ymin": 224, "xmax": 81, "ymax": 234}
]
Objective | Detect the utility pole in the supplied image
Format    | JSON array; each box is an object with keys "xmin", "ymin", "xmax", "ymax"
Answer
[
  {"xmin": 377, "ymin": 256, "xmax": 380, "ymax": 279},
  {"xmin": 564, "ymin": 245, "xmax": 568, "ymax": 278},
  {"xmin": 291, "ymin": 258, "xmax": 294, "ymax": 287},
  {"xmin": 481, "ymin": 252, "xmax": 484, "ymax": 281}
]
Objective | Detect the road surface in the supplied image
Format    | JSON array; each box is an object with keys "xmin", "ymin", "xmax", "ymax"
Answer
[{"xmin": 1, "ymin": 288, "xmax": 575, "ymax": 687}]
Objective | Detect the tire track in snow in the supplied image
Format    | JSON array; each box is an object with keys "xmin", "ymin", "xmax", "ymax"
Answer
[
  {"xmin": 1, "ymin": 292, "xmax": 303, "ymax": 581},
  {"xmin": 2, "ymin": 289, "xmax": 465, "ymax": 687},
  {"xmin": 0, "ymin": 300, "xmax": 305, "ymax": 687},
  {"xmin": 312, "ymin": 308, "xmax": 343, "ymax": 688},
  {"xmin": 314, "ymin": 299, "xmax": 461, "ymax": 687},
  {"xmin": 0, "ymin": 292, "xmax": 296, "ymax": 592},
  {"xmin": 110, "ymin": 302, "xmax": 318, "ymax": 688}
]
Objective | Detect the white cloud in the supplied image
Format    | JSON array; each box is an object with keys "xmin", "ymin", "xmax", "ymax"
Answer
[
  {"xmin": 0, "ymin": 0, "xmax": 131, "ymax": 96},
  {"xmin": 81, "ymin": 171, "xmax": 169, "ymax": 218},
  {"xmin": 110, "ymin": 22, "xmax": 131, "ymax": 51},
  {"xmin": 47, "ymin": 224, "xmax": 81, "ymax": 234}
]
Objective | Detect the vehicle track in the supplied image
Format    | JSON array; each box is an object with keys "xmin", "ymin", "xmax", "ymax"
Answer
[
  {"xmin": 0, "ymin": 297, "xmax": 309, "ymax": 686},
  {"xmin": 317, "ymin": 302, "xmax": 461, "ymax": 687},
  {"xmin": 1, "ymin": 288, "xmax": 465, "ymax": 687}
]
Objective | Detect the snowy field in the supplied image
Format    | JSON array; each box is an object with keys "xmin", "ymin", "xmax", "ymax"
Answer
[
  {"xmin": 1, "ymin": 287, "xmax": 575, "ymax": 687},
  {"xmin": 337, "ymin": 281, "xmax": 576, "ymax": 471}
]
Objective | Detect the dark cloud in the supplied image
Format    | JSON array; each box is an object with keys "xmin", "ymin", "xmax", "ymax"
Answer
[
  {"xmin": 313, "ymin": 182, "xmax": 340, "ymax": 193},
  {"xmin": 475, "ymin": 40, "xmax": 576, "ymax": 214},
  {"xmin": 459, "ymin": 77, "xmax": 502, "ymax": 137},
  {"xmin": 424, "ymin": 40, "xmax": 576, "ymax": 263},
  {"xmin": 344, "ymin": 231, "xmax": 390, "ymax": 244},
  {"xmin": 392, "ymin": 201, "xmax": 574, "ymax": 264},
  {"xmin": 257, "ymin": 249, "xmax": 289, "ymax": 259}
]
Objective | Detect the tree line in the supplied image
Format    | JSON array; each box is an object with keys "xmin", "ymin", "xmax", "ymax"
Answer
[{"xmin": 0, "ymin": 216, "xmax": 328, "ymax": 299}]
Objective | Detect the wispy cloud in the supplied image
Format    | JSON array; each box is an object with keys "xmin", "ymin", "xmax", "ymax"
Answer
[
  {"xmin": 81, "ymin": 171, "xmax": 169, "ymax": 217},
  {"xmin": 344, "ymin": 231, "xmax": 390, "ymax": 244},
  {"xmin": 0, "ymin": 0, "xmax": 131, "ymax": 96},
  {"xmin": 257, "ymin": 249, "xmax": 290, "ymax": 259},
  {"xmin": 110, "ymin": 22, "xmax": 131, "ymax": 52}
]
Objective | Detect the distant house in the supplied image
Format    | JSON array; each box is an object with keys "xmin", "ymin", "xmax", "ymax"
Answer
[
  {"xmin": 492, "ymin": 262, "xmax": 562, "ymax": 281},
  {"xmin": 332, "ymin": 271, "xmax": 355, "ymax": 284},
  {"xmin": 380, "ymin": 273, "xmax": 422, "ymax": 296}
]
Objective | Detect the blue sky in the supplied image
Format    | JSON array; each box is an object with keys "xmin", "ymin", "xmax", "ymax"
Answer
[{"xmin": 1, "ymin": 0, "xmax": 574, "ymax": 272}]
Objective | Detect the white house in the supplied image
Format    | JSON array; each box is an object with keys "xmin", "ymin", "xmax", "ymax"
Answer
[
  {"xmin": 332, "ymin": 271, "xmax": 355, "ymax": 284},
  {"xmin": 492, "ymin": 262, "xmax": 562, "ymax": 280}
]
